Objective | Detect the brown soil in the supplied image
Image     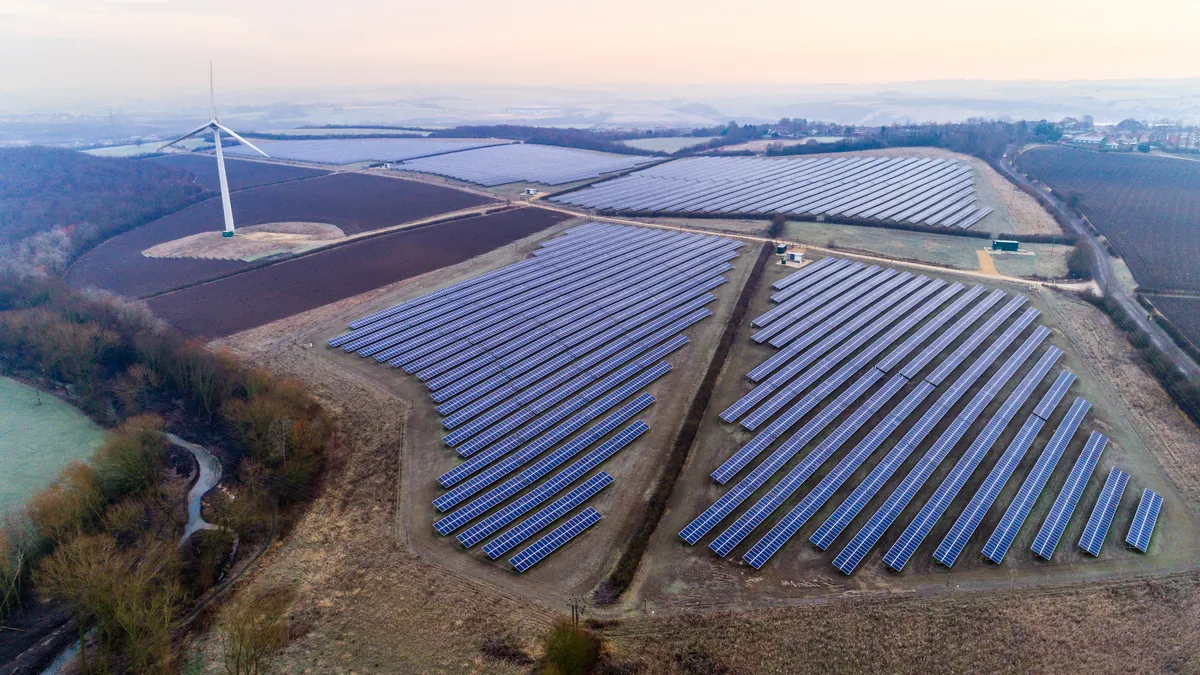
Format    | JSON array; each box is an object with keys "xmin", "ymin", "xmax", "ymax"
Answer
[
  {"xmin": 66, "ymin": 173, "xmax": 499, "ymax": 298},
  {"xmin": 144, "ymin": 208, "xmax": 570, "ymax": 339},
  {"xmin": 142, "ymin": 222, "xmax": 345, "ymax": 261}
]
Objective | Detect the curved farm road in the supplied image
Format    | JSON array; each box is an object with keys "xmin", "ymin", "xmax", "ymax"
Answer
[
  {"xmin": 168, "ymin": 432, "xmax": 222, "ymax": 542},
  {"xmin": 1000, "ymin": 148, "xmax": 1200, "ymax": 381}
]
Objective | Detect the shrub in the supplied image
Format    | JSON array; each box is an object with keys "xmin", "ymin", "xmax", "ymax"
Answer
[
  {"xmin": 481, "ymin": 632, "xmax": 534, "ymax": 666},
  {"xmin": 1067, "ymin": 246, "xmax": 1093, "ymax": 280},
  {"xmin": 27, "ymin": 461, "xmax": 104, "ymax": 543},
  {"xmin": 542, "ymin": 620, "xmax": 601, "ymax": 675},
  {"xmin": 219, "ymin": 585, "xmax": 293, "ymax": 675}
]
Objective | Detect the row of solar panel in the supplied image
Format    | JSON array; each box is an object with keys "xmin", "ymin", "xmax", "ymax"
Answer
[
  {"xmin": 688, "ymin": 254, "xmax": 1162, "ymax": 575},
  {"xmin": 330, "ymin": 223, "xmax": 741, "ymax": 574},
  {"xmin": 686, "ymin": 257, "xmax": 1040, "ymax": 553},
  {"xmin": 397, "ymin": 142, "xmax": 654, "ymax": 186},
  {"xmin": 551, "ymin": 156, "xmax": 994, "ymax": 228}
]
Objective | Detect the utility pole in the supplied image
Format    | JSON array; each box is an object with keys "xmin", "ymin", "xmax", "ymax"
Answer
[{"xmin": 569, "ymin": 597, "xmax": 582, "ymax": 627}]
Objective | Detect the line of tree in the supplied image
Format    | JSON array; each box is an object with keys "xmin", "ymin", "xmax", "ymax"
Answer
[
  {"xmin": 426, "ymin": 125, "xmax": 662, "ymax": 156},
  {"xmin": 1080, "ymin": 291, "xmax": 1200, "ymax": 429},
  {"xmin": 763, "ymin": 120, "xmax": 1063, "ymax": 162},
  {"xmin": 0, "ymin": 274, "xmax": 329, "ymax": 672},
  {"xmin": 0, "ymin": 147, "xmax": 212, "ymax": 276}
]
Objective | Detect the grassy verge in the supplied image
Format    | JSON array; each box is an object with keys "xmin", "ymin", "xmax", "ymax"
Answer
[{"xmin": 1079, "ymin": 291, "xmax": 1200, "ymax": 428}]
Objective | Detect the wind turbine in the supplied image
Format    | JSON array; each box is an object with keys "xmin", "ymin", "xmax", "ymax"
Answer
[{"xmin": 161, "ymin": 63, "xmax": 268, "ymax": 238}]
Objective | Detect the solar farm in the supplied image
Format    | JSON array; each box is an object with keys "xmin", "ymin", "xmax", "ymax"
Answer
[
  {"xmin": 551, "ymin": 156, "xmax": 996, "ymax": 228},
  {"xmin": 327, "ymin": 222, "xmax": 746, "ymax": 573},
  {"xmin": 225, "ymin": 137, "xmax": 510, "ymax": 164},
  {"xmin": 666, "ymin": 255, "xmax": 1175, "ymax": 583},
  {"xmin": 397, "ymin": 143, "xmax": 656, "ymax": 186},
  {"xmin": 302, "ymin": 210, "xmax": 1197, "ymax": 597}
]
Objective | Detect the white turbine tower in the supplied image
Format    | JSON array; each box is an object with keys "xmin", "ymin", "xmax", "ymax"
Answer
[{"xmin": 161, "ymin": 64, "xmax": 269, "ymax": 238}]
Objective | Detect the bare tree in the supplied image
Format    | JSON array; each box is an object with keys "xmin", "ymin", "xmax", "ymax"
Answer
[{"xmin": 219, "ymin": 585, "xmax": 293, "ymax": 675}]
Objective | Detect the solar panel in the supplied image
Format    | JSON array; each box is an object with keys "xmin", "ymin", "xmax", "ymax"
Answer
[
  {"xmin": 509, "ymin": 507, "xmax": 602, "ymax": 573},
  {"xmin": 934, "ymin": 415, "xmax": 1046, "ymax": 568},
  {"xmin": 891, "ymin": 288, "xmax": 1005, "ymax": 377},
  {"xmin": 755, "ymin": 266, "xmax": 893, "ymax": 344},
  {"xmin": 452, "ymin": 422, "xmax": 646, "ymax": 547},
  {"xmin": 552, "ymin": 156, "xmax": 985, "ymax": 227},
  {"xmin": 432, "ymin": 393, "xmax": 653, "ymax": 513},
  {"xmin": 810, "ymin": 310, "xmax": 1041, "ymax": 553},
  {"xmin": 680, "ymin": 368, "xmax": 884, "ymax": 547},
  {"xmin": 725, "ymin": 273, "xmax": 916, "ymax": 421},
  {"xmin": 739, "ymin": 277, "xmax": 943, "ymax": 429},
  {"xmin": 932, "ymin": 371, "xmax": 1074, "ymax": 568},
  {"xmin": 711, "ymin": 280, "xmax": 954, "ymax": 480},
  {"xmin": 440, "ymin": 357, "xmax": 674, "ymax": 480},
  {"xmin": 833, "ymin": 327, "xmax": 1050, "ymax": 575},
  {"xmin": 1031, "ymin": 431, "xmax": 1109, "ymax": 560},
  {"xmin": 483, "ymin": 472, "xmax": 612, "ymax": 559},
  {"xmin": 744, "ymin": 379, "xmax": 935, "ymax": 568},
  {"xmin": 707, "ymin": 370, "xmax": 890, "ymax": 556},
  {"xmin": 772, "ymin": 256, "xmax": 837, "ymax": 290},
  {"xmin": 881, "ymin": 345, "xmax": 1062, "ymax": 572},
  {"xmin": 1126, "ymin": 488, "xmax": 1162, "ymax": 553},
  {"xmin": 981, "ymin": 396, "xmax": 1091, "ymax": 564},
  {"xmin": 1078, "ymin": 466, "xmax": 1129, "ymax": 556}
]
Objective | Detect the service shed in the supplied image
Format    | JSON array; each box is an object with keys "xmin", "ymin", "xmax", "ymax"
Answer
[{"xmin": 992, "ymin": 240, "xmax": 1020, "ymax": 252}]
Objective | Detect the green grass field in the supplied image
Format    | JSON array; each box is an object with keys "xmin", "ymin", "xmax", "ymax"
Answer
[
  {"xmin": 0, "ymin": 377, "xmax": 105, "ymax": 514},
  {"xmin": 784, "ymin": 220, "xmax": 1069, "ymax": 277}
]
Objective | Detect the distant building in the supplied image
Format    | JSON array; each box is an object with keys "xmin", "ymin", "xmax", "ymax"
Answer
[{"xmin": 1071, "ymin": 132, "xmax": 1108, "ymax": 146}]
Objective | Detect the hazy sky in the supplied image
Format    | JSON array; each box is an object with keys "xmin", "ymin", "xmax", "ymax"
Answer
[{"xmin": 2, "ymin": 0, "xmax": 1198, "ymax": 103}]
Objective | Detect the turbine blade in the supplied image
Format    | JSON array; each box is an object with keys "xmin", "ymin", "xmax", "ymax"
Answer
[
  {"xmin": 160, "ymin": 122, "xmax": 214, "ymax": 150},
  {"xmin": 214, "ymin": 122, "xmax": 269, "ymax": 158}
]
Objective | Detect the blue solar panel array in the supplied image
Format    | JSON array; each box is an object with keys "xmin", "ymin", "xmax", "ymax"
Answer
[
  {"xmin": 1078, "ymin": 466, "xmax": 1129, "ymax": 556},
  {"xmin": 1126, "ymin": 489, "xmax": 1162, "ymax": 553},
  {"xmin": 484, "ymin": 472, "xmax": 613, "ymax": 560},
  {"xmin": 933, "ymin": 370, "xmax": 1076, "ymax": 568},
  {"xmin": 881, "ymin": 345, "xmax": 1062, "ymax": 572},
  {"xmin": 981, "ymin": 396, "xmax": 1092, "ymax": 564},
  {"xmin": 676, "ymin": 252, "xmax": 1163, "ymax": 578},
  {"xmin": 1031, "ymin": 431, "xmax": 1109, "ymax": 560},
  {"xmin": 329, "ymin": 222, "xmax": 743, "ymax": 572},
  {"xmin": 551, "ymin": 157, "xmax": 994, "ymax": 229},
  {"xmin": 832, "ymin": 326, "xmax": 1050, "ymax": 575},
  {"xmin": 510, "ymin": 507, "xmax": 602, "ymax": 573}
]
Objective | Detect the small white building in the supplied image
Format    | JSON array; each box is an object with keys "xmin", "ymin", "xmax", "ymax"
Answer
[{"xmin": 1072, "ymin": 132, "xmax": 1107, "ymax": 146}]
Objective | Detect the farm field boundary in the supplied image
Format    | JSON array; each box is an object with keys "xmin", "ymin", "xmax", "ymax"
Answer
[
  {"xmin": 1015, "ymin": 146, "xmax": 1200, "ymax": 295},
  {"xmin": 145, "ymin": 208, "xmax": 571, "ymax": 338},
  {"xmin": 66, "ymin": 172, "xmax": 500, "ymax": 298}
]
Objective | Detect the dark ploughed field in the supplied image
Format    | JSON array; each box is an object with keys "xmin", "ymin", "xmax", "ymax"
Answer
[
  {"xmin": 1016, "ymin": 147, "xmax": 1200, "ymax": 295},
  {"xmin": 66, "ymin": 172, "xmax": 499, "ymax": 298},
  {"xmin": 1145, "ymin": 294, "xmax": 1200, "ymax": 351},
  {"xmin": 151, "ymin": 153, "xmax": 327, "ymax": 192},
  {"xmin": 145, "ymin": 208, "xmax": 571, "ymax": 338}
]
